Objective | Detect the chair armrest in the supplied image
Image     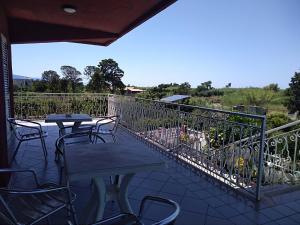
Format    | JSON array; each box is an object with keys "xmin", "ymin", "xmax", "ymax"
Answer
[
  {"xmin": 95, "ymin": 115, "xmax": 118, "ymax": 126},
  {"xmin": 15, "ymin": 123, "xmax": 42, "ymax": 133},
  {"xmin": 59, "ymin": 125, "xmax": 94, "ymax": 133},
  {"xmin": 95, "ymin": 121, "xmax": 115, "ymax": 133},
  {"xmin": 14, "ymin": 119, "xmax": 43, "ymax": 130},
  {"xmin": 0, "ymin": 168, "xmax": 39, "ymax": 187},
  {"xmin": 138, "ymin": 195, "xmax": 180, "ymax": 223},
  {"xmin": 0, "ymin": 185, "xmax": 70, "ymax": 195}
]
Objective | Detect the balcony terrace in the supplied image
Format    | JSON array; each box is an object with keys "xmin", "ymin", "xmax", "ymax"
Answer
[{"xmin": 7, "ymin": 93, "xmax": 300, "ymax": 225}]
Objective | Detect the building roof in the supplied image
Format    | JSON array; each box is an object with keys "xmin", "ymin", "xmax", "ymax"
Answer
[
  {"xmin": 160, "ymin": 95, "xmax": 190, "ymax": 103},
  {"xmin": 124, "ymin": 87, "xmax": 145, "ymax": 92},
  {"xmin": 2, "ymin": 0, "xmax": 176, "ymax": 46}
]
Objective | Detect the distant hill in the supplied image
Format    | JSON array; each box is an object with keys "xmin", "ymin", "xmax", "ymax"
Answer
[
  {"xmin": 13, "ymin": 74, "xmax": 35, "ymax": 80},
  {"xmin": 13, "ymin": 74, "xmax": 37, "ymax": 87}
]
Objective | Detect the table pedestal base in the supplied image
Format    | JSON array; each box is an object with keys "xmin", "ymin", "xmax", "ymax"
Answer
[{"xmin": 80, "ymin": 173, "xmax": 134, "ymax": 224}]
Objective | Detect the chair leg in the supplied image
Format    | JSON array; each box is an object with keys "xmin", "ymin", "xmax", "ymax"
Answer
[
  {"xmin": 10, "ymin": 141, "xmax": 22, "ymax": 163},
  {"xmin": 67, "ymin": 190, "xmax": 78, "ymax": 225},
  {"xmin": 99, "ymin": 136, "xmax": 106, "ymax": 143},
  {"xmin": 95, "ymin": 135, "xmax": 106, "ymax": 143},
  {"xmin": 59, "ymin": 166, "xmax": 64, "ymax": 185},
  {"xmin": 112, "ymin": 134, "xmax": 116, "ymax": 143},
  {"xmin": 40, "ymin": 138, "xmax": 48, "ymax": 160},
  {"xmin": 55, "ymin": 151, "xmax": 61, "ymax": 162}
]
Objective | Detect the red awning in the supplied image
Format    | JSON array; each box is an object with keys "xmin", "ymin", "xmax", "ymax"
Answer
[{"xmin": 2, "ymin": 0, "xmax": 176, "ymax": 46}]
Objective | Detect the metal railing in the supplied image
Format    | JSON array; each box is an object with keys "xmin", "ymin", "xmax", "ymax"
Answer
[
  {"xmin": 13, "ymin": 92, "xmax": 108, "ymax": 119},
  {"xmin": 18, "ymin": 92, "xmax": 300, "ymax": 200},
  {"xmin": 263, "ymin": 120, "xmax": 300, "ymax": 189},
  {"xmin": 107, "ymin": 95, "xmax": 267, "ymax": 200}
]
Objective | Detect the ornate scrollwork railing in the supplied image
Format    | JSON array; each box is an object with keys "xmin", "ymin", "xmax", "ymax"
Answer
[
  {"xmin": 108, "ymin": 95, "xmax": 266, "ymax": 199},
  {"xmin": 14, "ymin": 92, "xmax": 300, "ymax": 199},
  {"xmin": 263, "ymin": 123, "xmax": 300, "ymax": 186}
]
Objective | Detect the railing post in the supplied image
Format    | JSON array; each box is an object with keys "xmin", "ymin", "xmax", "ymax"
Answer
[{"xmin": 256, "ymin": 116, "xmax": 266, "ymax": 201}]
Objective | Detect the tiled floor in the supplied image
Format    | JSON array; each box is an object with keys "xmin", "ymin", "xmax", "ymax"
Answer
[{"xmin": 8, "ymin": 121, "xmax": 300, "ymax": 225}]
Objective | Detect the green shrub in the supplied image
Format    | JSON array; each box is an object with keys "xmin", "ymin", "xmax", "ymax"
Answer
[{"xmin": 267, "ymin": 113, "xmax": 291, "ymax": 129}]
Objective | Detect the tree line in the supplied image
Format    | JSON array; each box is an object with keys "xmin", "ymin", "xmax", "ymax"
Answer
[
  {"xmin": 15, "ymin": 59, "xmax": 125, "ymax": 94},
  {"xmin": 138, "ymin": 72, "xmax": 300, "ymax": 115},
  {"xmin": 14, "ymin": 58, "xmax": 300, "ymax": 115}
]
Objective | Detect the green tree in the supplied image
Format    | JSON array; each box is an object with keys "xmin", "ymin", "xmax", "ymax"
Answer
[
  {"xmin": 85, "ymin": 59, "xmax": 125, "ymax": 93},
  {"xmin": 285, "ymin": 72, "xmax": 300, "ymax": 113},
  {"xmin": 175, "ymin": 82, "xmax": 191, "ymax": 95},
  {"xmin": 41, "ymin": 70, "xmax": 60, "ymax": 92},
  {"xmin": 98, "ymin": 59, "xmax": 125, "ymax": 93},
  {"xmin": 195, "ymin": 81, "xmax": 212, "ymax": 93},
  {"xmin": 59, "ymin": 78, "xmax": 71, "ymax": 93},
  {"xmin": 83, "ymin": 66, "xmax": 98, "ymax": 79},
  {"xmin": 87, "ymin": 71, "xmax": 109, "ymax": 92},
  {"xmin": 264, "ymin": 83, "xmax": 279, "ymax": 92},
  {"xmin": 31, "ymin": 80, "xmax": 47, "ymax": 92},
  {"xmin": 202, "ymin": 81, "xmax": 212, "ymax": 90},
  {"xmin": 60, "ymin": 66, "xmax": 82, "ymax": 92}
]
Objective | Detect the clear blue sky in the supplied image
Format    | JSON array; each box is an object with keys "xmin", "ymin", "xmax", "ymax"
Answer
[{"xmin": 12, "ymin": 0, "xmax": 300, "ymax": 88}]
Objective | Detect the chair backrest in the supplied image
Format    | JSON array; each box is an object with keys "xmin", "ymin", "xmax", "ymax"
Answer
[
  {"xmin": 7, "ymin": 118, "xmax": 41, "ymax": 140},
  {"xmin": 0, "ymin": 169, "xmax": 40, "ymax": 225},
  {"xmin": 7, "ymin": 118, "xmax": 21, "ymax": 140},
  {"xmin": 79, "ymin": 195, "xmax": 180, "ymax": 225},
  {"xmin": 55, "ymin": 132, "xmax": 102, "ymax": 184},
  {"xmin": 140, "ymin": 196, "xmax": 180, "ymax": 225},
  {"xmin": 110, "ymin": 115, "xmax": 120, "ymax": 133},
  {"xmin": 56, "ymin": 131, "xmax": 99, "ymax": 154},
  {"xmin": 0, "ymin": 192, "xmax": 18, "ymax": 225}
]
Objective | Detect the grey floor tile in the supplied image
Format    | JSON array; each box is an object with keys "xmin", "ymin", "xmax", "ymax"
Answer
[
  {"xmin": 243, "ymin": 211, "xmax": 271, "ymax": 225},
  {"xmin": 140, "ymin": 179, "xmax": 166, "ymax": 191},
  {"xmin": 180, "ymin": 196, "xmax": 209, "ymax": 214},
  {"xmin": 290, "ymin": 213, "xmax": 300, "ymax": 222},
  {"xmin": 264, "ymin": 221, "xmax": 280, "ymax": 225},
  {"xmin": 161, "ymin": 181, "xmax": 187, "ymax": 195},
  {"xmin": 259, "ymin": 207, "xmax": 285, "ymax": 220},
  {"xmin": 284, "ymin": 201, "xmax": 300, "ymax": 213},
  {"xmin": 230, "ymin": 202, "xmax": 254, "ymax": 214},
  {"xmin": 156, "ymin": 191, "xmax": 183, "ymax": 204},
  {"xmin": 129, "ymin": 187, "xmax": 158, "ymax": 201},
  {"xmin": 215, "ymin": 205, "xmax": 241, "ymax": 218},
  {"xmin": 148, "ymin": 171, "xmax": 170, "ymax": 182},
  {"xmin": 175, "ymin": 210, "xmax": 207, "ymax": 225},
  {"xmin": 271, "ymin": 205, "xmax": 296, "ymax": 216},
  {"xmin": 229, "ymin": 215, "xmax": 254, "ymax": 225},
  {"xmin": 185, "ymin": 189, "xmax": 212, "ymax": 199},
  {"xmin": 205, "ymin": 216, "xmax": 233, "ymax": 225},
  {"xmin": 204, "ymin": 196, "xmax": 225, "ymax": 208},
  {"xmin": 276, "ymin": 217, "xmax": 300, "ymax": 225},
  {"xmin": 143, "ymin": 202, "xmax": 176, "ymax": 222}
]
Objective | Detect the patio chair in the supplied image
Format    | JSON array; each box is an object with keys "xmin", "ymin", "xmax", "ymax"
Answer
[
  {"xmin": 0, "ymin": 168, "xmax": 77, "ymax": 225},
  {"xmin": 92, "ymin": 115, "xmax": 120, "ymax": 143},
  {"xmin": 58, "ymin": 123, "xmax": 94, "ymax": 137},
  {"xmin": 68, "ymin": 195, "xmax": 180, "ymax": 225},
  {"xmin": 64, "ymin": 115, "xmax": 120, "ymax": 143},
  {"xmin": 55, "ymin": 131, "xmax": 103, "ymax": 161},
  {"xmin": 7, "ymin": 118, "xmax": 48, "ymax": 163},
  {"xmin": 55, "ymin": 131, "xmax": 103, "ymax": 184}
]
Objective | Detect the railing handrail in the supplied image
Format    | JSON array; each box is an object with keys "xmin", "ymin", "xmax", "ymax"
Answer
[
  {"xmin": 109, "ymin": 94, "xmax": 266, "ymax": 120},
  {"xmin": 14, "ymin": 92, "xmax": 109, "ymax": 96},
  {"xmin": 266, "ymin": 120, "xmax": 300, "ymax": 135}
]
